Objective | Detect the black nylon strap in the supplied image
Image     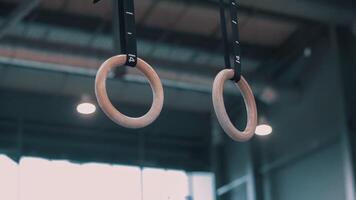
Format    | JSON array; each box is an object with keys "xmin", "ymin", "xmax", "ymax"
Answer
[
  {"xmin": 219, "ymin": 0, "xmax": 231, "ymax": 70},
  {"xmin": 95, "ymin": 0, "xmax": 138, "ymax": 67},
  {"xmin": 219, "ymin": 0, "xmax": 242, "ymax": 82},
  {"xmin": 120, "ymin": 0, "xmax": 137, "ymax": 67}
]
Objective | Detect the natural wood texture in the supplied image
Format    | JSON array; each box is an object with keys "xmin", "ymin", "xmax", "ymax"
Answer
[
  {"xmin": 212, "ymin": 69, "xmax": 257, "ymax": 141},
  {"xmin": 95, "ymin": 55, "xmax": 164, "ymax": 129}
]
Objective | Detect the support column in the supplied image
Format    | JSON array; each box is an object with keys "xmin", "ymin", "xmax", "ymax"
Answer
[
  {"xmin": 211, "ymin": 112, "xmax": 226, "ymax": 200},
  {"xmin": 336, "ymin": 26, "xmax": 356, "ymax": 200},
  {"xmin": 247, "ymin": 139, "xmax": 264, "ymax": 200}
]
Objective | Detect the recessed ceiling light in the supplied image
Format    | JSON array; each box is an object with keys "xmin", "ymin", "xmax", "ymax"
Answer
[
  {"xmin": 255, "ymin": 124, "xmax": 272, "ymax": 136},
  {"xmin": 304, "ymin": 47, "xmax": 312, "ymax": 57},
  {"xmin": 76, "ymin": 102, "xmax": 96, "ymax": 115}
]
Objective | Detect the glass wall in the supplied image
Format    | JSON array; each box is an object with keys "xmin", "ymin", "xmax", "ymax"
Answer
[{"xmin": 0, "ymin": 155, "xmax": 215, "ymax": 200}]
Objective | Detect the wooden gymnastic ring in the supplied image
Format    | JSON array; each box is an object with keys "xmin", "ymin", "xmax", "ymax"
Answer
[
  {"xmin": 212, "ymin": 69, "xmax": 257, "ymax": 141},
  {"xmin": 95, "ymin": 55, "xmax": 164, "ymax": 129}
]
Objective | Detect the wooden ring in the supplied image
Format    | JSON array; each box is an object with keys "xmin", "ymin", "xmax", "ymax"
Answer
[
  {"xmin": 212, "ymin": 69, "xmax": 257, "ymax": 141},
  {"xmin": 95, "ymin": 55, "xmax": 164, "ymax": 129}
]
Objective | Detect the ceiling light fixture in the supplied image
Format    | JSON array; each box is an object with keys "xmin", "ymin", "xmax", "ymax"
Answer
[
  {"xmin": 255, "ymin": 124, "xmax": 273, "ymax": 136},
  {"xmin": 76, "ymin": 102, "xmax": 96, "ymax": 115}
]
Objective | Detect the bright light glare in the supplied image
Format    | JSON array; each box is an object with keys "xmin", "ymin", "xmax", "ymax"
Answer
[
  {"xmin": 142, "ymin": 168, "xmax": 189, "ymax": 200},
  {"xmin": 255, "ymin": 124, "xmax": 272, "ymax": 136},
  {"xmin": 76, "ymin": 102, "xmax": 96, "ymax": 115},
  {"xmin": 0, "ymin": 154, "xmax": 216, "ymax": 200}
]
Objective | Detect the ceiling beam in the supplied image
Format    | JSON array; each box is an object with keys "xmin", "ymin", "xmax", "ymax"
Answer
[
  {"xmin": 171, "ymin": 0, "xmax": 355, "ymax": 25},
  {"xmin": 0, "ymin": 0, "xmax": 40, "ymax": 39},
  {"xmin": 0, "ymin": 1, "xmax": 275, "ymax": 62},
  {"xmin": 0, "ymin": 34, "xmax": 267, "ymax": 77}
]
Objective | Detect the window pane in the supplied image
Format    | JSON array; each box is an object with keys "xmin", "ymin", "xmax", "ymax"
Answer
[
  {"xmin": 143, "ymin": 168, "xmax": 166, "ymax": 200},
  {"xmin": 166, "ymin": 170, "xmax": 189, "ymax": 200},
  {"xmin": 19, "ymin": 157, "xmax": 142, "ymax": 200},
  {"xmin": 112, "ymin": 165, "xmax": 142, "ymax": 200},
  {"xmin": 20, "ymin": 158, "xmax": 83, "ymax": 200},
  {"xmin": 0, "ymin": 155, "xmax": 214, "ymax": 200},
  {"xmin": 0, "ymin": 155, "xmax": 17, "ymax": 200},
  {"xmin": 143, "ymin": 168, "xmax": 189, "ymax": 200},
  {"xmin": 191, "ymin": 172, "xmax": 216, "ymax": 200}
]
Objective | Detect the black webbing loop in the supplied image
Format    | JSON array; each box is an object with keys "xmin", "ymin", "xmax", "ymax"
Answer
[
  {"xmin": 219, "ymin": 0, "xmax": 231, "ymax": 71},
  {"xmin": 219, "ymin": 0, "xmax": 242, "ymax": 82},
  {"xmin": 120, "ymin": 0, "xmax": 137, "ymax": 67},
  {"xmin": 94, "ymin": 0, "xmax": 138, "ymax": 67}
]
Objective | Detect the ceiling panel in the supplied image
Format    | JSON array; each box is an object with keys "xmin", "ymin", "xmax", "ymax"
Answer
[
  {"xmin": 239, "ymin": 16, "xmax": 298, "ymax": 46},
  {"xmin": 65, "ymin": 0, "xmax": 111, "ymax": 19},
  {"xmin": 134, "ymin": 0, "xmax": 154, "ymax": 22},
  {"xmin": 40, "ymin": 0, "xmax": 64, "ymax": 11},
  {"xmin": 144, "ymin": 1, "xmax": 186, "ymax": 29},
  {"xmin": 174, "ymin": 6, "xmax": 220, "ymax": 36},
  {"xmin": 1, "ymin": 0, "xmax": 298, "ymax": 47},
  {"xmin": 0, "ymin": 0, "xmax": 20, "ymax": 3}
]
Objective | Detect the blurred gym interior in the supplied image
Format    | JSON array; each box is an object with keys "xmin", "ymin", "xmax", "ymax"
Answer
[{"xmin": 0, "ymin": 0, "xmax": 355, "ymax": 200}]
